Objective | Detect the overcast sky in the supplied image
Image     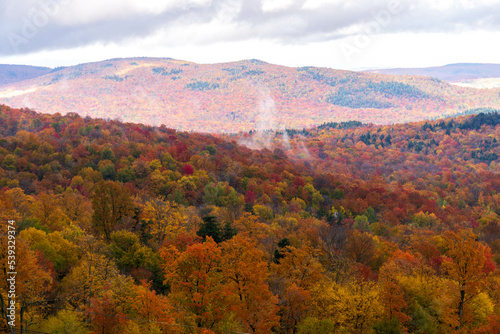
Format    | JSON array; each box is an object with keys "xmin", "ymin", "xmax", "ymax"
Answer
[{"xmin": 1, "ymin": 0, "xmax": 499, "ymax": 70}]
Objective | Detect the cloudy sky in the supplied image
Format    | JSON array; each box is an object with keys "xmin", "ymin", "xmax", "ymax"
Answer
[{"xmin": 1, "ymin": 0, "xmax": 499, "ymax": 70}]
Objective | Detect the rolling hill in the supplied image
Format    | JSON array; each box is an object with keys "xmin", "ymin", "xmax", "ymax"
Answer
[
  {"xmin": 0, "ymin": 58, "xmax": 499, "ymax": 133},
  {"xmin": 0, "ymin": 64, "xmax": 52, "ymax": 86}
]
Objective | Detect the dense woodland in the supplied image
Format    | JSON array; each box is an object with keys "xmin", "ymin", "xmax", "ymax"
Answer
[{"xmin": 1, "ymin": 104, "xmax": 500, "ymax": 334}]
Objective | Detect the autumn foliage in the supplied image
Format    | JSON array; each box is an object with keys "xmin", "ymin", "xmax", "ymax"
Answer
[
  {"xmin": 1, "ymin": 58, "xmax": 500, "ymax": 133},
  {"xmin": 0, "ymin": 104, "xmax": 499, "ymax": 333}
]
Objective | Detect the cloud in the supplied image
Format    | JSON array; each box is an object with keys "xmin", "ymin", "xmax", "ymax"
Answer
[
  {"xmin": 0, "ymin": 0, "xmax": 215, "ymax": 55},
  {"xmin": 1, "ymin": 0, "xmax": 499, "ymax": 57}
]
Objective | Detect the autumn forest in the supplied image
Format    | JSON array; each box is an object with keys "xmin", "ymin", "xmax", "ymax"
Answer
[{"xmin": 1, "ymin": 103, "xmax": 500, "ymax": 334}]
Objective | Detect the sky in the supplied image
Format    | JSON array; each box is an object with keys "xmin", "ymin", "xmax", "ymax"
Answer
[{"xmin": 0, "ymin": 0, "xmax": 500, "ymax": 70}]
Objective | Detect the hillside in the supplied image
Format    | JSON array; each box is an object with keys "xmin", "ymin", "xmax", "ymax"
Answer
[
  {"xmin": 0, "ymin": 64, "xmax": 52, "ymax": 86},
  {"xmin": 1, "ymin": 58, "xmax": 500, "ymax": 132},
  {"xmin": 1, "ymin": 104, "xmax": 500, "ymax": 333}
]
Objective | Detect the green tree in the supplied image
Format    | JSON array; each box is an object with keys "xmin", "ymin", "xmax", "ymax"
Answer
[
  {"xmin": 203, "ymin": 182, "xmax": 225, "ymax": 206},
  {"xmin": 197, "ymin": 216, "xmax": 223, "ymax": 243},
  {"xmin": 1, "ymin": 154, "xmax": 17, "ymax": 171},
  {"xmin": 206, "ymin": 145, "xmax": 217, "ymax": 155},
  {"xmin": 101, "ymin": 147, "xmax": 116, "ymax": 162},
  {"xmin": 108, "ymin": 230, "xmax": 158, "ymax": 272},
  {"xmin": 117, "ymin": 167, "xmax": 136, "ymax": 183},
  {"xmin": 100, "ymin": 164, "xmax": 116, "ymax": 180}
]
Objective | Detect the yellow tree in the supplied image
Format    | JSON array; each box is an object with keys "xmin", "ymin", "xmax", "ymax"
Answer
[
  {"xmin": 39, "ymin": 309, "xmax": 88, "ymax": 334},
  {"xmin": 0, "ymin": 234, "xmax": 53, "ymax": 333},
  {"xmin": 233, "ymin": 213, "xmax": 274, "ymax": 243},
  {"xmin": 143, "ymin": 198, "xmax": 187, "ymax": 249},
  {"xmin": 309, "ymin": 277, "xmax": 382, "ymax": 334},
  {"xmin": 33, "ymin": 193, "xmax": 70, "ymax": 231},
  {"xmin": 340, "ymin": 279, "xmax": 382, "ymax": 333},
  {"xmin": 442, "ymin": 229, "xmax": 495, "ymax": 331},
  {"xmin": 271, "ymin": 243, "xmax": 324, "ymax": 290},
  {"xmin": 220, "ymin": 235, "xmax": 279, "ymax": 333},
  {"xmin": 60, "ymin": 235, "xmax": 119, "ymax": 310},
  {"xmin": 0, "ymin": 188, "xmax": 34, "ymax": 224}
]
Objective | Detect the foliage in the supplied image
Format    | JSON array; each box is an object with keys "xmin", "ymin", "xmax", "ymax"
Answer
[{"xmin": 0, "ymin": 104, "xmax": 500, "ymax": 333}]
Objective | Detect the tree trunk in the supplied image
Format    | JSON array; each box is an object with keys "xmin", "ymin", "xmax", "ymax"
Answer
[
  {"xmin": 20, "ymin": 303, "xmax": 24, "ymax": 334},
  {"xmin": 0, "ymin": 294, "xmax": 15, "ymax": 334},
  {"xmin": 456, "ymin": 288, "xmax": 465, "ymax": 330}
]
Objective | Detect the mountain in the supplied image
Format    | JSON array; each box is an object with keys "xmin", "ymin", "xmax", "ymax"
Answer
[
  {"xmin": 367, "ymin": 63, "xmax": 500, "ymax": 88},
  {"xmin": 0, "ymin": 57, "xmax": 499, "ymax": 132},
  {"xmin": 0, "ymin": 64, "xmax": 52, "ymax": 86}
]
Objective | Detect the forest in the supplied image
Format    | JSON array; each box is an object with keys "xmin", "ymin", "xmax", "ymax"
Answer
[{"xmin": 1, "ymin": 104, "xmax": 500, "ymax": 334}]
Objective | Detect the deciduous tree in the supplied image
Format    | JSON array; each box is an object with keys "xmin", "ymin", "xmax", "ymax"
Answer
[
  {"xmin": 91, "ymin": 181, "xmax": 135, "ymax": 241},
  {"xmin": 442, "ymin": 229, "xmax": 495, "ymax": 331}
]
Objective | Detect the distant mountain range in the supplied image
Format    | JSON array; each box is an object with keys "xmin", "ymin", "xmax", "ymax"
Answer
[
  {"xmin": 367, "ymin": 63, "xmax": 500, "ymax": 88},
  {"xmin": 0, "ymin": 64, "xmax": 52, "ymax": 86},
  {"xmin": 0, "ymin": 58, "xmax": 499, "ymax": 132}
]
